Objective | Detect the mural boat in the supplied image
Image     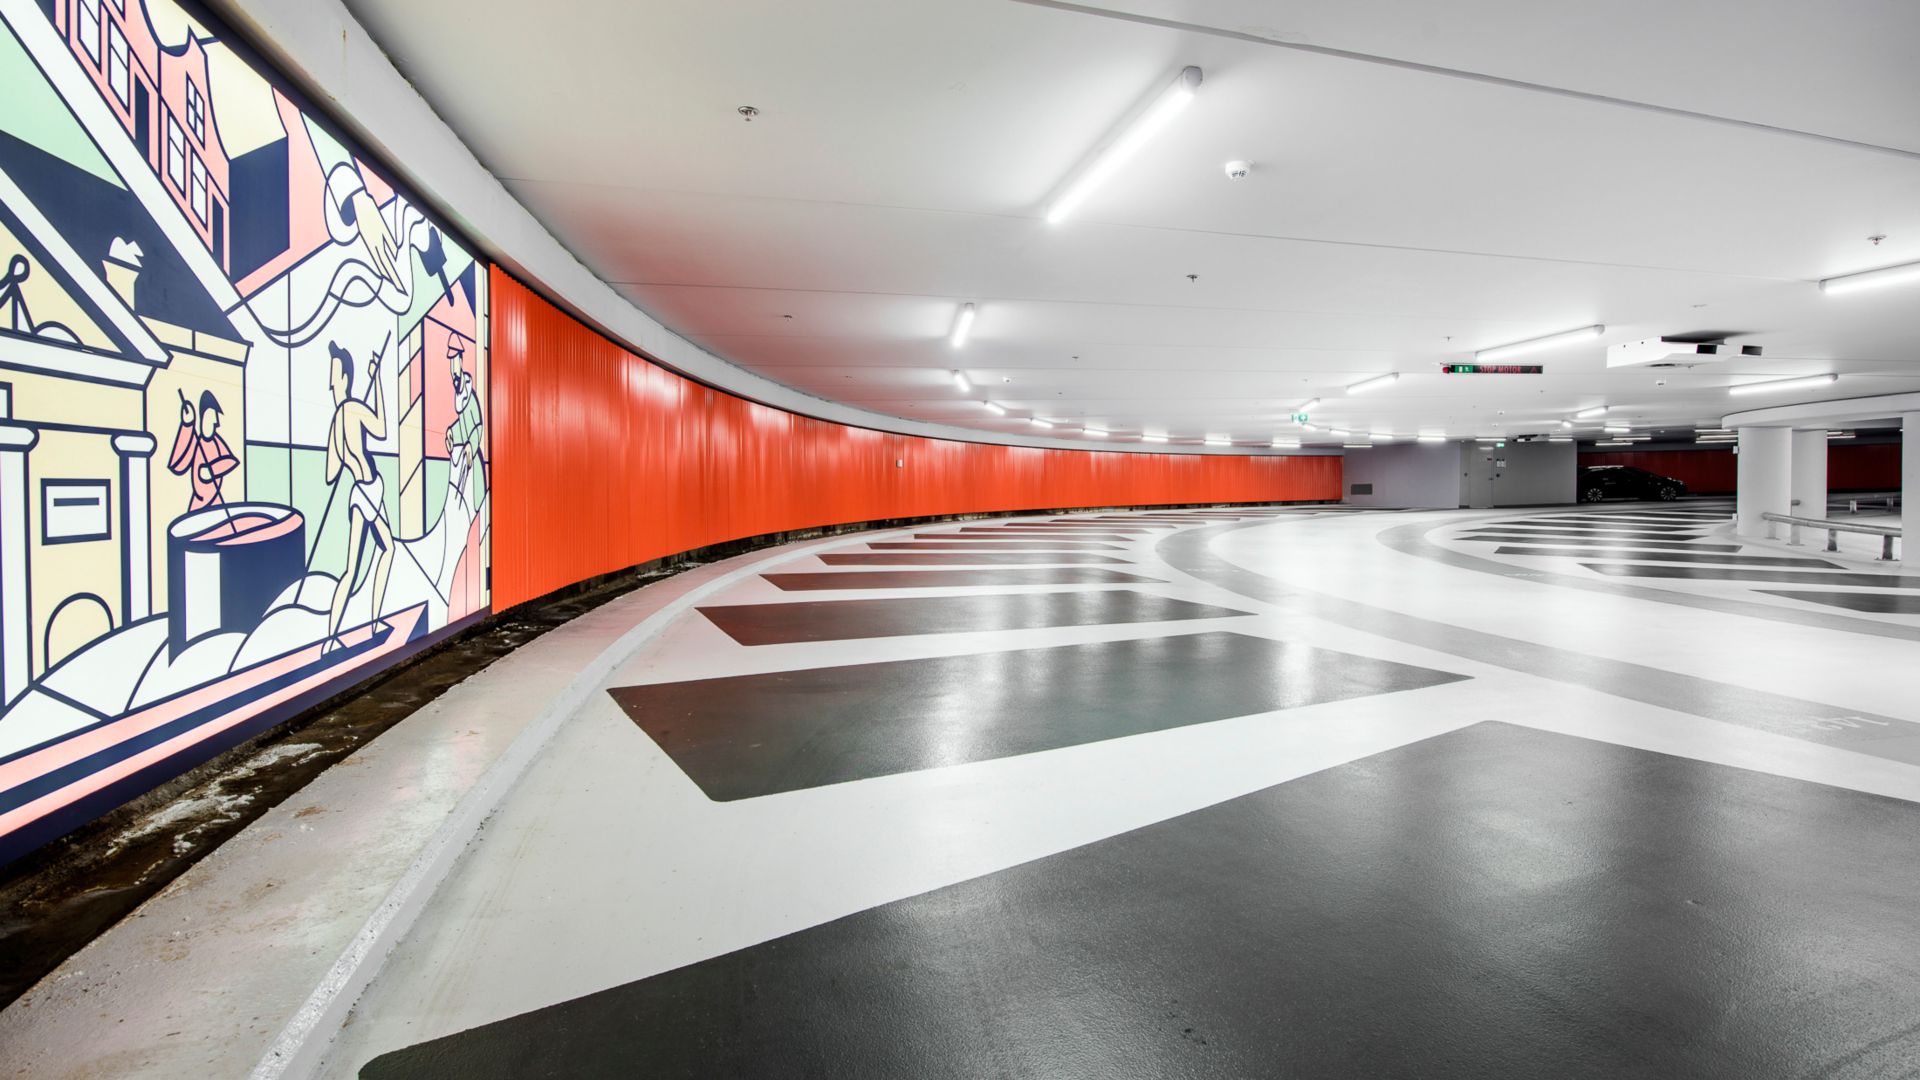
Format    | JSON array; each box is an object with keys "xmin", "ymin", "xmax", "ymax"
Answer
[{"xmin": 0, "ymin": 602, "xmax": 428, "ymax": 836}]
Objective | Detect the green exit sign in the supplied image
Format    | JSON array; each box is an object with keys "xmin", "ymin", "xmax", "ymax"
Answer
[{"xmin": 1290, "ymin": 413, "xmax": 1311, "ymax": 423}]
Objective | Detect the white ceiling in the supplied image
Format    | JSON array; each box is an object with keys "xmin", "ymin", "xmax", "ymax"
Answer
[{"xmin": 343, "ymin": 0, "xmax": 1920, "ymax": 446}]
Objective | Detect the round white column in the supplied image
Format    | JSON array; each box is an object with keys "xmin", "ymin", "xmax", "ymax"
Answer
[
  {"xmin": 1735, "ymin": 426, "xmax": 1792, "ymax": 539},
  {"xmin": 1789, "ymin": 428, "xmax": 1828, "ymax": 521},
  {"xmin": 1903, "ymin": 414, "xmax": 1920, "ymax": 560}
]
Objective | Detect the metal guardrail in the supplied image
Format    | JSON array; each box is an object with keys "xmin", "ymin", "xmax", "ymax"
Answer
[
  {"xmin": 1763, "ymin": 511, "xmax": 1901, "ymax": 560},
  {"xmin": 1844, "ymin": 494, "xmax": 1900, "ymax": 514}
]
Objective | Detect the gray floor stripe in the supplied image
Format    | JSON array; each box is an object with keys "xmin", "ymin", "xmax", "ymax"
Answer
[
  {"xmin": 1159, "ymin": 521, "xmax": 1920, "ymax": 756},
  {"xmin": 1375, "ymin": 521, "xmax": 1920, "ymax": 644},
  {"xmin": 610, "ymin": 631, "xmax": 1465, "ymax": 800},
  {"xmin": 866, "ymin": 542, "xmax": 1126, "ymax": 551},
  {"xmin": 1581, "ymin": 564, "xmax": 1920, "ymax": 589},
  {"xmin": 820, "ymin": 553, "xmax": 1133, "ymax": 566},
  {"xmin": 1757, "ymin": 591, "xmax": 1920, "ymax": 615},
  {"xmin": 697, "ymin": 591, "xmax": 1254, "ymax": 646},
  {"xmin": 763, "ymin": 568, "xmax": 1167, "ymax": 591},
  {"xmin": 1494, "ymin": 548, "xmax": 1840, "ymax": 568},
  {"xmin": 1462, "ymin": 536, "xmax": 1743, "ymax": 554}
]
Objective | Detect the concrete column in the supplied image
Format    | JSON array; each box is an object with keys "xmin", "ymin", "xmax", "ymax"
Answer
[
  {"xmin": 1790, "ymin": 428, "xmax": 1827, "ymax": 520},
  {"xmin": 0, "ymin": 423, "xmax": 37, "ymax": 706},
  {"xmin": 114, "ymin": 433, "xmax": 158, "ymax": 623},
  {"xmin": 1904, "ymin": 414, "xmax": 1920, "ymax": 561},
  {"xmin": 1735, "ymin": 426, "xmax": 1792, "ymax": 539}
]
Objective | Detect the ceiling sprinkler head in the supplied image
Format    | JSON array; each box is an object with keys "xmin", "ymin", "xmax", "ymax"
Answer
[
  {"xmin": 1868, "ymin": 233, "xmax": 1887, "ymax": 245},
  {"xmin": 737, "ymin": 105, "xmax": 760, "ymax": 121},
  {"xmin": 1224, "ymin": 160, "xmax": 1251, "ymax": 180}
]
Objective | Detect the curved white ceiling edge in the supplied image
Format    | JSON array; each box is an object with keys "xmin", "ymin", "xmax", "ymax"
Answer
[
  {"xmin": 1723, "ymin": 392, "xmax": 1920, "ymax": 429},
  {"xmin": 207, "ymin": 0, "xmax": 1323, "ymax": 458}
]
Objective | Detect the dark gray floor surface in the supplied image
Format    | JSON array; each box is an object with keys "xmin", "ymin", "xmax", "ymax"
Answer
[
  {"xmin": 697, "ymin": 591, "xmax": 1251, "ymax": 645},
  {"xmin": 362, "ymin": 723, "xmax": 1920, "ymax": 1080},
  {"xmin": 610, "ymin": 630, "xmax": 1465, "ymax": 800},
  {"xmin": 762, "ymin": 568, "xmax": 1166, "ymax": 591},
  {"xmin": 1460, "ymin": 534, "xmax": 1740, "ymax": 552}
]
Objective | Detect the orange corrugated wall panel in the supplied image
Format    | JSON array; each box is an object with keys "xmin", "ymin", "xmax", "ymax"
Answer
[{"xmin": 490, "ymin": 270, "xmax": 1343, "ymax": 608}]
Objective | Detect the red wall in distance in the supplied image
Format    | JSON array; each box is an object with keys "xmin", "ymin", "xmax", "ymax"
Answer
[
  {"xmin": 490, "ymin": 271, "xmax": 1343, "ymax": 608},
  {"xmin": 1579, "ymin": 443, "xmax": 1900, "ymax": 495}
]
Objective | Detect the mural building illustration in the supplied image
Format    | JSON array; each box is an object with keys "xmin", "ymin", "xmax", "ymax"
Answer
[{"xmin": 0, "ymin": 0, "xmax": 490, "ymax": 860}]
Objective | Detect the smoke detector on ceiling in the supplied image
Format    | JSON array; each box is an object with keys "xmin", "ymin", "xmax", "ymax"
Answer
[{"xmin": 1608, "ymin": 337, "xmax": 1761, "ymax": 369}]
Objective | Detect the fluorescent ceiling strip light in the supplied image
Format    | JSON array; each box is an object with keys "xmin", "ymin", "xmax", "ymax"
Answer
[
  {"xmin": 1603, "ymin": 425, "xmax": 1630, "ymax": 433},
  {"xmin": 982, "ymin": 401, "xmax": 1006, "ymax": 415},
  {"xmin": 1204, "ymin": 437, "xmax": 1231, "ymax": 447},
  {"xmin": 1142, "ymin": 434, "xmax": 1169, "ymax": 443},
  {"xmin": 951, "ymin": 370, "xmax": 971, "ymax": 392},
  {"xmin": 1475, "ymin": 324, "xmax": 1604, "ymax": 363},
  {"xmin": 1272, "ymin": 438, "xmax": 1300, "ymax": 448},
  {"xmin": 1416, "ymin": 435, "xmax": 1446, "ymax": 443},
  {"xmin": 1046, "ymin": 67, "xmax": 1202, "ymax": 225},
  {"xmin": 1030, "ymin": 417, "xmax": 1054, "ymax": 429},
  {"xmin": 1827, "ymin": 431, "xmax": 1856, "ymax": 439},
  {"xmin": 1819, "ymin": 260, "xmax": 1920, "ymax": 295},
  {"xmin": 1368, "ymin": 432, "xmax": 1395, "ymax": 441},
  {"xmin": 1346, "ymin": 373, "xmax": 1399, "ymax": 394},
  {"xmin": 1573, "ymin": 406, "xmax": 1608, "ymax": 420},
  {"xmin": 1547, "ymin": 436, "xmax": 1571, "ymax": 442},
  {"xmin": 1342, "ymin": 443, "xmax": 1373, "ymax": 449},
  {"xmin": 1295, "ymin": 398, "xmax": 1320, "ymax": 412},
  {"xmin": 1084, "ymin": 427, "xmax": 1109, "ymax": 438},
  {"xmin": 1558, "ymin": 420, "xmax": 1575, "ymax": 429},
  {"xmin": 1728, "ymin": 373, "xmax": 1839, "ymax": 397},
  {"xmin": 1595, "ymin": 440, "xmax": 1632, "ymax": 447},
  {"xmin": 949, "ymin": 303, "xmax": 977, "ymax": 348}
]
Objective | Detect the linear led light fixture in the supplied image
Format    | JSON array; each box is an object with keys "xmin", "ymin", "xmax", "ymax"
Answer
[
  {"xmin": 982, "ymin": 400, "xmax": 1006, "ymax": 415},
  {"xmin": 1547, "ymin": 436, "xmax": 1571, "ymax": 443},
  {"xmin": 1819, "ymin": 260, "xmax": 1920, "ymax": 295},
  {"xmin": 1204, "ymin": 437, "xmax": 1231, "ymax": 447},
  {"xmin": 1573, "ymin": 406, "xmax": 1608, "ymax": 420},
  {"xmin": 1827, "ymin": 430, "xmax": 1856, "ymax": 439},
  {"xmin": 1346, "ymin": 373, "xmax": 1398, "ymax": 395},
  {"xmin": 1030, "ymin": 417, "xmax": 1054, "ymax": 429},
  {"xmin": 1417, "ymin": 435, "xmax": 1446, "ymax": 443},
  {"xmin": 1142, "ymin": 434, "xmax": 1169, "ymax": 443},
  {"xmin": 1084, "ymin": 427, "xmax": 1109, "ymax": 438},
  {"xmin": 1558, "ymin": 420, "xmax": 1575, "ymax": 429},
  {"xmin": 1295, "ymin": 398, "xmax": 1320, "ymax": 412},
  {"xmin": 1727, "ymin": 373, "xmax": 1839, "ymax": 397},
  {"xmin": 1272, "ymin": 438, "xmax": 1300, "ymax": 448},
  {"xmin": 1342, "ymin": 443, "xmax": 1373, "ymax": 449},
  {"xmin": 949, "ymin": 303, "xmax": 977, "ymax": 348},
  {"xmin": 1475, "ymin": 324, "xmax": 1604, "ymax": 363},
  {"xmin": 1369, "ymin": 432, "xmax": 1396, "ymax": 441},
  {"xmin": 1595, "ymin": 440, "xmax": 1632, "ymax": 447},
  {"xmin": 952, "ymin": 370, "xmax": 971, "ymax": 392},
  {"xmin": 1046, "ymin": 67, "xmax": 1202, "ymax": 225}
]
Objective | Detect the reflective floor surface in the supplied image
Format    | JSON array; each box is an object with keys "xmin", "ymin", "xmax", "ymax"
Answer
[{"xmin": 54, "ymin": 502, "xmax": 1920, "ymax": 1079}]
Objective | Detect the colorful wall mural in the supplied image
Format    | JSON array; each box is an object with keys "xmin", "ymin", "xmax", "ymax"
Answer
[{"xmin": 0, "ymin": 0, "xmax": 489, "ymax": 862}]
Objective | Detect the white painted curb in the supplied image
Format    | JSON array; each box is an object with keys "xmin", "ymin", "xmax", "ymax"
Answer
[{"xmin": 248, "ymin": 524, "xmax": 924, "ymax": 1079}]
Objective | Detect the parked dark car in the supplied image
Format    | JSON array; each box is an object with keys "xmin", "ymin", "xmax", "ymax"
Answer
[{"xmin": 1579, "ymin": 464, "xmax": 1687, "ymax": 502}]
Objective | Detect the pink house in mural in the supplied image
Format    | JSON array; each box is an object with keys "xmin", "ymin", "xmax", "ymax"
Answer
[{"xmin": 55, "ymin": 0, "xmax": 232, "ymax": 270}]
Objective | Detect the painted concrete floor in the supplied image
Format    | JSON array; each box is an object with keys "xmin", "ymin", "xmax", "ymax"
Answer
[
  {"xmin": 312, "ymin": 503, "xmax": 1920, "ymax": 1078},
  {"xmin": 11, "ymin": 503, "xmax": 1920, "ymax": 1078}
]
